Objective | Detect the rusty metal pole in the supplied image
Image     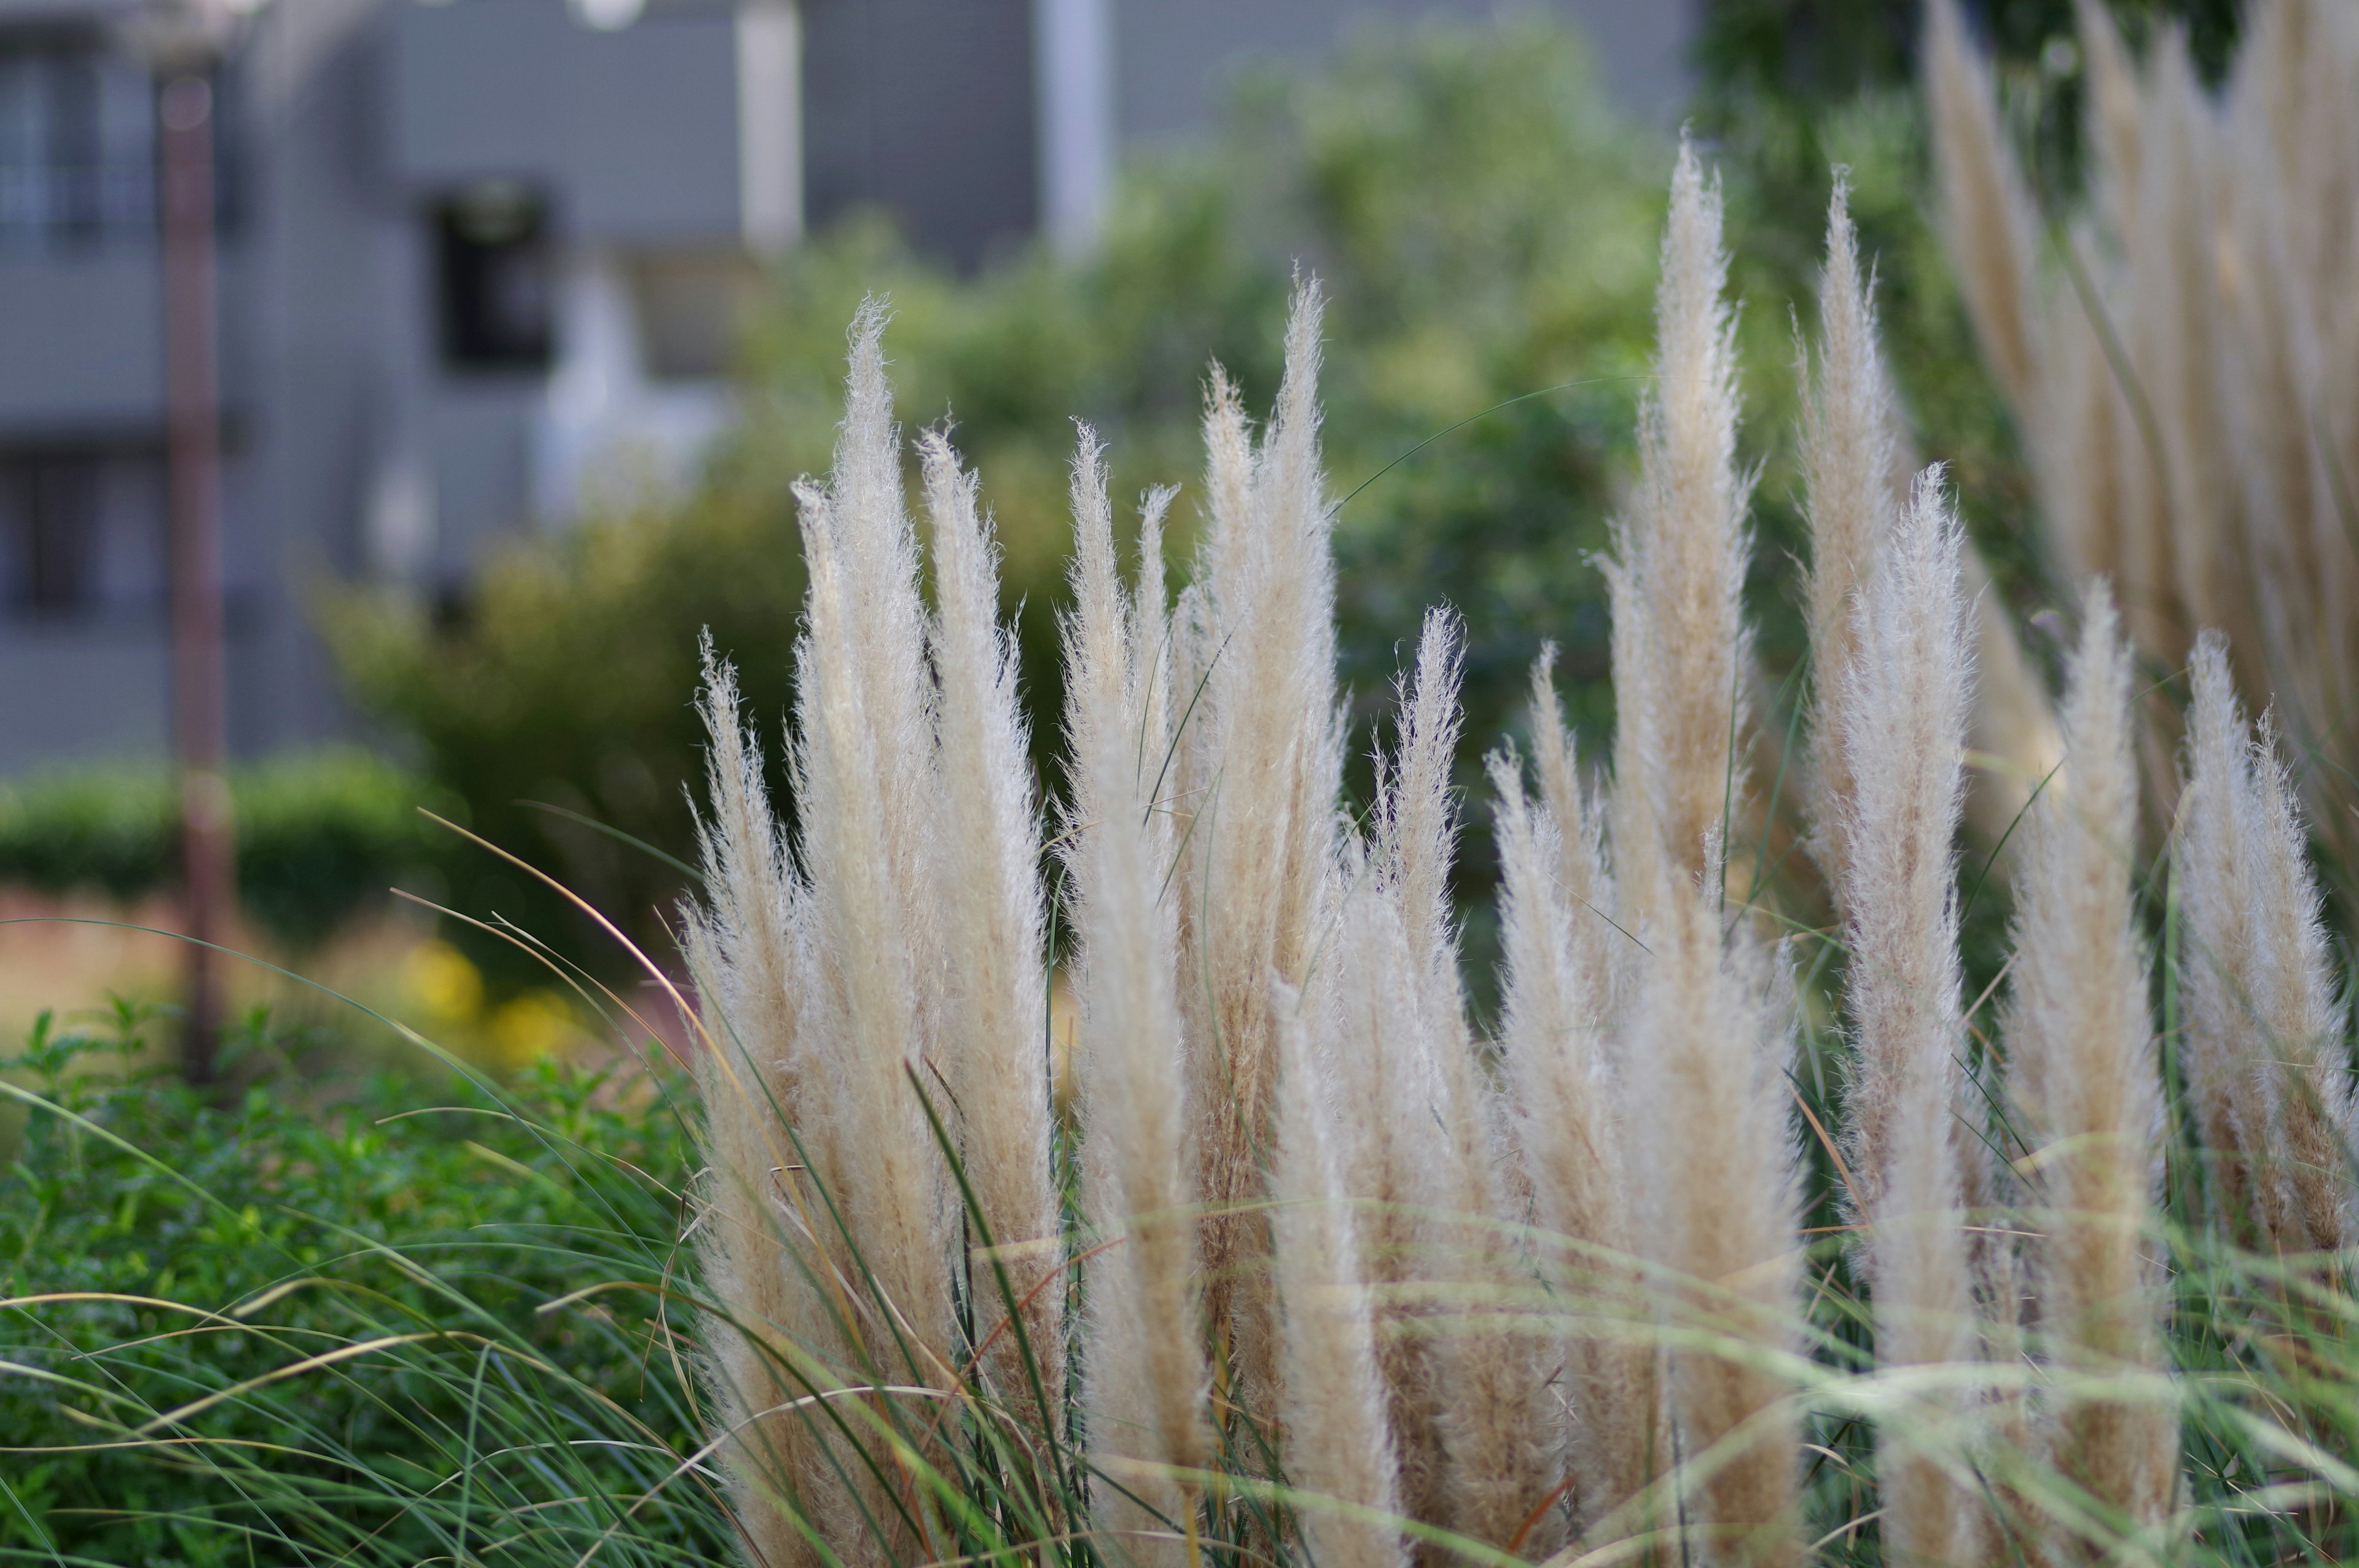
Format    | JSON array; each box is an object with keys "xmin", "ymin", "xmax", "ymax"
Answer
[{"xmin": 157, "ymin": 69, "xmax": 233, "ymax": 1085}]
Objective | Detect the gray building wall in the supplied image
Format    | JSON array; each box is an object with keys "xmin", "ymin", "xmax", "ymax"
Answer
[
  {"xmin": 800, "ymin": 0, "xmax": 1038, "ymax": 270},
  {"xmin": 0, "ymin": 0, "xmax": 1699, "ymax": 777}
]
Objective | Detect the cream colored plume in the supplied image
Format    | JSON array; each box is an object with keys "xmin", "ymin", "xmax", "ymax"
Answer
[
  {"xmin": 1376, "ymin": 610, "xmax": 1559, "ymax": 1555},
  {"xmin": 1061, "ymin": 426, "xmax": 1208, "ymax": 1561},
  {"xmin": 2175, "ymin": 632, "xmax": 2355, "ymax": 1254},
  {"xmin": 1799, "ymin": 177, "xmax": 1903, "ymax": 907},
  {"xmin": 1491, "ymin": 733, "xmax": 1659, "ymax": 1542},
  {"xmin": 1619, "ymin": 876, "xmax": 1804, "ymax": 1568},
  {"xmin": 1831, "ymin": 469, "xmax": 1983, "ymax": 1567},
  {"xmin": 782, "ymin": 305, "xmax": 954, "ymax": 1386},
  {"xmin": 2003, "ymin": 583, "xmax": 2177, "ymax": 1535},
  {"xmin": 686, "ymin": 657, "xmax": 853, "ymax": 1568},
  {"xmin": 1928, "ymin": 0, "xmax": 2359, "ymax": 854},
  {"xmin": 685, "ymin": 306, "xmax": 961, "ymax": 1568},
  {"xmin": 1611, "ymin": 137, "xmax": 1755, "ymax": 903},
  {"xmin": 1272, "ymin": 978, "xmax": 1409, "ymax": 1568},
  {"xmin": 917, "ymin": 430, "xmax": 1063, "ymax": 1415},
  {"xmin": 1170, "ymin": 281, "xmax": 1346, "ymax": 1407}
]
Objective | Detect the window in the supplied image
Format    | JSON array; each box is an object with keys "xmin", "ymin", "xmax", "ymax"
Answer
[
  {"xmin": 628, "ymin": 250, "xmax": 757, "ymax": 381},
  {"xmin": 434, "ymin": 181, "xmax": 554, "ymax": 372},
  {"xmin": 2, "ymin": 453, "xmax": 101, "ymax": 616},
  {"xmin": 0, "ymin": 34, "xmax": 155, "ymax": 250}
]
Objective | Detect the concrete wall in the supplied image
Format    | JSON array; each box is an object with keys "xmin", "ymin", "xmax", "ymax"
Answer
[
  {"xmin": 0, "ymin": 254, "xmax": 164, "ymax": 433},
  {"xmin": 799, "ymin": 0, "xmax": 1038, "ymax": 270},
  {"xmin": 388, "ymin": 0, "xmax": 745, "ymax": 243}
]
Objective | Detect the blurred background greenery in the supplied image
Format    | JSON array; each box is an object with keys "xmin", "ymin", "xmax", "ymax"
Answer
[{"xmin": 2, "ymin": 0, "xmax": 2247, "ymax": 1016}]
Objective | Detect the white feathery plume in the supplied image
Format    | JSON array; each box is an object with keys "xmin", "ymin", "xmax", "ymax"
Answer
[
  {"xmin": 1324, "ymin": 857, "xmax": 1452, "ymax": 1534},
  {"xmin": 1612, "ymin": 136, "xmax": 1755, "ymax": 905},
  {"xmin": 1832, "ymin": 469, "xmax": 1983, "ymax": 1568},
  {"xmin": 1061, "ymin": 424, "xmax": 1208, "ymax": 1562},
  {"xmin": 1800, "ymin": 177, "xmax": 1902, "ymax": 908},
  {"xmin": 1600, "ymin": 140, "xmax": 1798, "ymax": 1566},
  {"xmin": 917, "ymin": 429, "xmax": 1062, "ymax": 1414},
  {"xmin": 1619, "ymin": 877, "xmax": 1804, "ymax": 1568},
  {"xmin": 2241, "ymin": 715, "xmax": 2358, "ymax": 1252},
  {"xmin": 1375, "ymin": 610, "xmax": 1559, "ymax": 1554},
  {"xmin": 1272, "ymin": 976, "xmax": 1409, "ymax": 1568},
  {"xmin": 2176, "ymin": 632, "xmax": 2355, "ymax": 1253},
  {"xmin": 784, "ymin": 306, "xmax": 952, "ymax": 1382},
  {"xmin": 2003, "ymin": 582, "xmax": 2177, "ymax": 1534},
  {"xmin": 1175, "ymin": 282, "xmax": 1345, "ymax": 1402},
  {"xmin": 1528, "ymin": 654, "xmax": 1625, "ymax": 1024},
  {"xmin": 1491, "ymin": 741, "xmax": 1658, "ymax": 1542},
  {"xmin": 1924, "ymin": 0, "xmax": 2041, "ymax": 415},
  {"xmin": 686, "ymin": 658, "xmax": 855, "ymax": 1568}
]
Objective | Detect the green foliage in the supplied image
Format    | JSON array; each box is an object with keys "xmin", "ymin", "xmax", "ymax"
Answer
[
  {"xmin": 1695, "ymin": 0, "xmax": 2244, "ymax": 108},
  {"xmin": 334, "ymin": 17, "xmax": 1670, "ymax": 994},
  {"xmin": 0, "ymin": 1006, "xmax": 716, "ymax": 1565},
  {"xmin": 0, "ymin": 749, "xmax": 447, "ymax": 950},
  {"xmin": 1690, "ymin": 1, "xmax": 2246, "ymax": 657}
]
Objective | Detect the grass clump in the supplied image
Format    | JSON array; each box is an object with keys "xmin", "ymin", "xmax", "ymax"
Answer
[{"xmin": 0, "ymin": 1005, "xmax": 719, "ymax": 1565}]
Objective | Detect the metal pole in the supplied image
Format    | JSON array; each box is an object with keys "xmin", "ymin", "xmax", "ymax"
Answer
[{"xmin": 157, "ymin": 70, "xmax": 233, "ymax": 1085}]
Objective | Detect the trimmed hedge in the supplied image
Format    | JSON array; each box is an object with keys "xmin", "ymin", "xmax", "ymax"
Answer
[{"xmin": 0, "ymin": 749, "xmax": 450, "ymax": 948}]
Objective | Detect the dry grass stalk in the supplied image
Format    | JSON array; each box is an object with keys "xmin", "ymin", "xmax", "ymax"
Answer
[
  {"xmin": 916, "ymin": 430, "xmax": 1062, "ymax": 1415},
  {"xmin": 1829, "ymin": 468, "xmax": 1983, "ymax": 1567},
  {"xmin": 1492, "ymin": 731, "xmax": 1660, "ymax": 1543},
  {"xmin": 1375, "ymin": 611, "xmax": 1559, "ymax": 1554},
  {"xmin": 1595, "ymin": 142, "xmax": 1801, "ymax": 1564},
  {"xmin": 1272, "ymin": 977, "xmax": 1407, "ymax": 1568},
  {"xmin": 1923, "ymin": 0, "xmax": 2041, "ymax": 416},
  {"xmin": 1321, "ymin": 856, "xmax": 1452, "ymax": 1537},
  {"xmin": 1930, "ymin": 0, "xmax": 2359, "ymax": 853},
  {"xmin": 783, "ymin": 311, "xmax": 955, "ymax": 1387},
  {"xmin": 1527, "ymin": 655, "xmax": 1625, "ymax": 1022},
  {"xmin": 686, "ymin": 660, "xmax": 853, "ymax": 1568},
  {"xmin": 684, "ymin": 306, "xmax": 962, "ymax": 1566},
  {"xmin": 1170, "ymin": 285, "xmax": 1345, "ymax": 1408},
  {"xmin": 1619, "ymin": 875, "xmax": 1803, "ymax": 1568},
  {"xmin": 2003, "ymin": 583, "xmax": 2177, "ymax": 1538},
  {"xmin": 1799, "ymin": 179, "xmax": 1902, "ymax": 910},
  {"xmin": 1611, "ymin": 137, "xmax": 1755, "ymax": 905},
  {"xmin": 2175, "ymin": 633, "xmax": 2357, "ymax": 1254},
  {"xmin": 1061, "ymin": 426, "xmax": 1209, "ymax": 1561}
]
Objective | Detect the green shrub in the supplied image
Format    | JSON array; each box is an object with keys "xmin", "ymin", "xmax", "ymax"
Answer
[
  {"xmin": 334, "ymin": 15, "xmax": 1669, "ymax": 995},
  {"xmin": 0, "ymin": 749, "xmax": 448, "ymax": 951},
  {"xmin": 0, "ymin": 1006, "xmax": 715, "ymax": 1565}
]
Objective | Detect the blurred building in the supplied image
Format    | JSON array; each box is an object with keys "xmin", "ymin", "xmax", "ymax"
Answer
[{"xmin": 0, "ymin": 0, "xmax": 1691, "ymax": 773}]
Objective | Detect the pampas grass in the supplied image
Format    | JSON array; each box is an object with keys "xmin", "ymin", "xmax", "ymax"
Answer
[
  {"xmin": 1611, "ymin": 138, "xmax": 1755, "ymax": 902},
  {"xmin": 2175, "ymin": 633, "xmax": 2356, "ymax": 1255},
  {"xmin": 673, "ymin": 102, "xmax": 2358, "ymax": 1568},
  {"xmin": 1826, "ymin": 467, "xmax": 1982, "ymax": 1568},
  {"xmin": 18, "ymin": 18, "xmax": 2359, "ymax": 1566},
  {"xmin": 2005, "ymin": 583, "xmax": 2178, "ymax": 1541},
  {"xmin": 1928, "ymin": 0, "xmax": 2359, "ymax": 854}
]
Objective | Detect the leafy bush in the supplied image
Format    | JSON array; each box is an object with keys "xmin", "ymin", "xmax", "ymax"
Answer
[
  {"xmin": 334, "ymin": 16, "xmax": 1669, "ymax": 993},
  {"xmin": 0, "ymin": 1005, "xmax": 715, "ymax": 1565},
  {"xmin": 0, "ymin": 749, "xmax": 449, "ymax": 950}
]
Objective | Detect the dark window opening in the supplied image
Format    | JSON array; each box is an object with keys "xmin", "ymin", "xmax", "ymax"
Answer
[
  {"xmin": 434, "ymin": 182, "xmax": 554, "ymax": 373},
  {"xmin": 6, "ymin": 454, "xmax": 100, "ymax": 616}
]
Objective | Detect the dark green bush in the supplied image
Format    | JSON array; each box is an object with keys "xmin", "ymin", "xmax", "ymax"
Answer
[
  {"xmin": 0, "ymin": 749, "xmax": 448, "ymax": 950},
  {"xmin": 0, "ymin": 1006, "xmax": 716, "ymax": 1565}
]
